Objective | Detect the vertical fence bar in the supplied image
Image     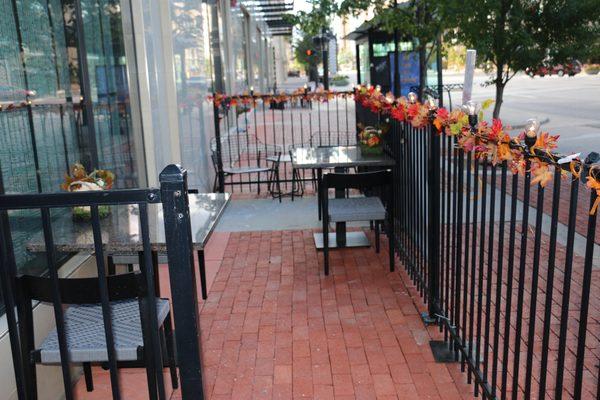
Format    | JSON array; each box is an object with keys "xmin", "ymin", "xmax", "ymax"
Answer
[
  {"xmin": 454, "ymin": 147, "xmax": 465, "ymax": 360},
  {"xmin": 573, "ymin": 184, "xmax": 598, "ymax": 399},
  {"xmin": 468, "ymin": 156, "xmax": 479, "ymax": 385},
  {"xmin": 524, "ymin": 180, "xmax": 545, "ymax": 398},
  {"xmin": 538, "ymin": 167, "xmax": 561, "ymax": 399},
  {"xmin": 491, "ymin": 161, "xmax": 508, "ymax": 396},
  {"xmin": 90, "ymin": 205, "xmax": 121, "ymax": 399},
  {"xmin": 475, "ymin": 158, "xmax": 488, "ymax": 397},
  {"xmin": 0, "ymin": 209, "xmax": 27, "ymax": 400},
  {"xmin": 554, "ymin": 177, "xmax": 579, "ymax": 400},
  {"xmin": 511, "ymin": 156, "xmax": 532, "ymax": 400},
  {"xmin": 427, "ymin": 122, "xmax": 440, "ymax": 317},
  {"xmin": 501, "ymin": 172, "xmax": 519, "ymax": 400},
  {"xmin": 461, "ymin": 151, "xmax": 472, "ymax": 372},
  {"xmin": 160, "ymin": 165, "xmax": 205, "ymax": 399},
  {"xmin": 483, "ymin": 163, "xmax": 497, "ymax": 384},
  {"xmin": 40, "ymin": 208, "xmax": 73, "ymax": 399}
]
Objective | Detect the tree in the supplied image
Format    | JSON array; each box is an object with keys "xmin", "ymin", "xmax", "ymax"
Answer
[
  {"xmin": 338, "ymin": 0, "xmax": 448, "ymax": 99},
  {"xmin": 444, "ymin": 0, "xmax": 600, "ymax": 118},
  {"xmin": 293, "ymin": 33, "xmax": 322, "ymax": 80}
]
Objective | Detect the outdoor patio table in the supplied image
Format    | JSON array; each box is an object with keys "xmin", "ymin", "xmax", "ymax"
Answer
[
  {"xmin": 290, "ymin": 146, "xmax": 395, "ymax": 249},
  {"xmin": 27, "ymin": 193, "xmax": 230, "ymax": 299}
]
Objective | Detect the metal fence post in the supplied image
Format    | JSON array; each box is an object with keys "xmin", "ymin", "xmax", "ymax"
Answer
[
  {"xmin": 425, "ymin": 121, "xmax": 441, "ymax": 321},
  {"xmin": 212, "ymin": 98, "xmax": 225, "ymax": 193},
  {"xmin": 159, "ymin": 164, "xmax": 205, "ymax": 399}
]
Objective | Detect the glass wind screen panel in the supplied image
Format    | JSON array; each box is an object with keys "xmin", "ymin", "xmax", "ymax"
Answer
[
  {"xmin": 81, "ymin": 0, "xmax": 137, "ymax": 188},
  {"xmin": 231, "ymin": 7, "xmax": 248, "ymax": 92},
  {"xmin": 0, "ymin": 1, "xmax": 81, "ymax": 316},
  {"xmin": 358, "ymin": 44, "xmax": 369, "ymax": 84},
  {"xmin": 170, "ymin": 0, "xmax": 214, "ymax": 191}
]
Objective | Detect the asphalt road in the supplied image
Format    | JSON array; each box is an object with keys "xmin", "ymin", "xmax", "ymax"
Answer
[{"xmin": 444, "ymin": 71, "xmax": 600, "ymax": 154}]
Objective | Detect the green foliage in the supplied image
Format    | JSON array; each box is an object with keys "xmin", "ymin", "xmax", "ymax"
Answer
[
  {"xmin": 293, "ymin": 33, "xmax": 322, "ymax": 73},
  {"xmin": 284, "ymin": 0, "xmax": 339, "ymax": 37},
  {"xmin": 443, "ymin": 0, "xmax": 600, "ymax": 117}
]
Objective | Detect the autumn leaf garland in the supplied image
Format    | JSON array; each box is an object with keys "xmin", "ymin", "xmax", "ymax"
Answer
[{"xmin": 209, "ymin": 84, "xmax": 600, "ymax": 213}]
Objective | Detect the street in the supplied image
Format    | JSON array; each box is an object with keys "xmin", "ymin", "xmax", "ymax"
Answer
[{"xmin": 445, "ymin": 71, "xmax": 600, "ymax": 154}]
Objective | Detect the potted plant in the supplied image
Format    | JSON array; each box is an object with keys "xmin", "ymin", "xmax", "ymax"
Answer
[
  {"xmin": 358, "ymin": 126, "xmax": 385, "ymax": 155},
  {"xmin": 61, "ymin": 163, "xmax": 115, "ymax": 221}
]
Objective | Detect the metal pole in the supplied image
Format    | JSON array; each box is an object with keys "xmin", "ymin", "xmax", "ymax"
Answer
[
  {"xmin": 160, "ymin": 165, "xmax": 205, "ymax": 399},
  {"xmin": 393, "ymin": 0, "xmax": 400, "ymax": 96},
  {"xmin": 355, "ymin": 44, "xmax": 361, "ymax": 85},
  {"xmin": 436, "ymin": 34, "xmax": 444, "ymax": 107},
  {"xmin": 322, "ymin": 28, "xmax": 329, "ymax": 90},
  {"xmin": 73, "ymin": 0, "xmax": 100, "ymax": 170}
]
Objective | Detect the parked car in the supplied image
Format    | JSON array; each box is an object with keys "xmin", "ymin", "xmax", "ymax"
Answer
[
  {"xmin": 526, "ymin": 60, "xmax": 582, "ymax": 77},
  {"xmin": 287, "ymin": 70, "xmax": 300, "ymax": 77}
]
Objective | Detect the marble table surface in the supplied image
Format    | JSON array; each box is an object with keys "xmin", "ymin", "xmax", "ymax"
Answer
[
  {"xmin": 290, "ymin": 146, "xmax": 395, "ymax": 169},
  {"xmin": 27, "ymin": 193, "xmax": 230, "ymax": 253}
]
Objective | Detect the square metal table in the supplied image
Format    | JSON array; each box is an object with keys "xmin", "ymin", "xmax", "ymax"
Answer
[
  {"xmin": 27, "ymin": 193, "xmax": 230, "ymax": 299},
  {"xmin": 290, "ymin": 146, "xmax": 395, "ymax": 249}
]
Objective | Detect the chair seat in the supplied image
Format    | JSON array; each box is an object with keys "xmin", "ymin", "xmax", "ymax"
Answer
[
  {"xmin": 38, "ymin": 299, "xmax": 170, "ymax": 364},
  {"xmin": 328, "ymin": 197, "xmax": 386, "ymax": 222},
  {"xmin": 223, "ymin": 166, "xmax": 271, "ymax": 174}
]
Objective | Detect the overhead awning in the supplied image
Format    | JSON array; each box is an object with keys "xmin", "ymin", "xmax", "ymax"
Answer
[{"xmin": 246, "ymin": 0, "xmax": 294, "ymax": 36}]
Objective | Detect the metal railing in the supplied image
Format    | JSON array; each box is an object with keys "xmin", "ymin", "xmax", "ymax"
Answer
[
  {"xmin": 211, "ymin": 91, "xmax": 356, "ymax": 193},
  {"xmin": 0, "ymin": 165, "xmax": 205, "ymax": 400},
  {"xmin": 358, "ymin": 102, "xmax": 599, "ymax": 399}
]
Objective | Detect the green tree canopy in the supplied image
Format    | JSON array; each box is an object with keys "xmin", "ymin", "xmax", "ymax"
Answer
[{"xmin": 444, "ymin": 0, "xmax": 600, "ymax": 117}]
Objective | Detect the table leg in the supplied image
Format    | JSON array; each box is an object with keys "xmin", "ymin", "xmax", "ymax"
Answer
[
  {"xmin": 317, "ymin": 168, "xmax": 323, "ymax": 220},
  {"xmin": 197, "ymin": 250, "xmax": 208, "ymax": 300},
  {"xmin": 334, "ymin": 166, "xmax": 347, "ymax": 247}
]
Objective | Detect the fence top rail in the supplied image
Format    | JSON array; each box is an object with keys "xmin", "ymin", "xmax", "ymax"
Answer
[{"xmin": 0, "ymin": 188, "xmax": 161, "ymax": 210}]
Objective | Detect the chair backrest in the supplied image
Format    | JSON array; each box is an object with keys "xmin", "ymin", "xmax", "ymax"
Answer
[
  {"xmin": 323, "ymin": 170, "xmax": 392, "ymax": 191},
  {"xmin": 0, "ymin": 181, "xmax": 192, "ymax": 399},
  {"xmin": 212, "ymin": 133, "xmax": 282, "ymax": 167}
]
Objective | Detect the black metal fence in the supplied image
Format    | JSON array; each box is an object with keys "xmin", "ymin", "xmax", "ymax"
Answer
[
  {"xmin": 0, "ymin": 165, "xmax": 205, "ymax": 400},
  {"xmin": 358, "ymin": 101, "xmax": 600, "ymax": 399},
  {"xmin": 211, "ymin": 91, "xmax": 356, "ymax": 193}
]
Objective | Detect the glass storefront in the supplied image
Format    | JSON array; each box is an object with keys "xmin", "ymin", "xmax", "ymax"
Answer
[{"xmin": 0, "ymin": 0, "xmax": 138, "ymax": 315}]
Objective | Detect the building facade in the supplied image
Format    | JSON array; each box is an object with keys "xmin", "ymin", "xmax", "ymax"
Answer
[{"xmin": 0, "ymin": 1, "xmax": 289, "ymax": 398}]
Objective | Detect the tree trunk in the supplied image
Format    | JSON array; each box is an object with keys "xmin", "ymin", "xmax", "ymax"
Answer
[{"xmin": 493, "ymin": 68, "xmax": 505, "ymax": 119}]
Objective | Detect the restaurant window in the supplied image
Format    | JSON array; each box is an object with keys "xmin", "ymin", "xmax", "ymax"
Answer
[{"xmin": 0, "ymin": 0, "xmax": 139, "ymax": 317}]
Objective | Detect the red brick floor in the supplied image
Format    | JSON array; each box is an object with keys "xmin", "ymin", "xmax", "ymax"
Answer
[{"xmin": 73, "ymin": 229, "xmax": 475, "ymax": 399}]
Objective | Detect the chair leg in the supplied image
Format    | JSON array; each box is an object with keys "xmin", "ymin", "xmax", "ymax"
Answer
[
  {"xmin": 164, "ymin": 314, "xmax": 179, "ymax": 389},
  {"xmin": 323, "ymin": 209, "xmax": 329, "ymax": 276},
  {"xmin": 317, "ymin": 169, "xmax": 322, "ymax": 220},
  {"xmin": 197, "ymin": 250, "xmax": 208, "ymax": 300},
  {"xmin": 107, "ymin": 256, "xmax": 116, "ymax": 275},
  {"xmin": 375, "ymin": 221, "xmax": 380, "ymax": 253},
  {"xmin": 83, "ymin": 362, "xmax": 94, "ymax": 392}
]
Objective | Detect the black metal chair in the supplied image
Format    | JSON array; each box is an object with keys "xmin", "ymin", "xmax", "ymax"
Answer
[
  {"xmin": 0, "ymin": 187, "xmax": 185, "ymax": 400},
  {"xmin": 320, "ymin": 170, "xmax": 394, "ymax": 275}
]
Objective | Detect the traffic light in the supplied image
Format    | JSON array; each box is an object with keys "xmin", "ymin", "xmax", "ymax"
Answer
[{"xmin": 305, "ymin": 49, "xmax": 313, "ymax": 57}]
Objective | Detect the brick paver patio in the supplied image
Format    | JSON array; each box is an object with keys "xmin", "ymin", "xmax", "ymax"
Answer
[{"xmin": 73, "ymin": 229, "xmax": 474, "ymax": 399}]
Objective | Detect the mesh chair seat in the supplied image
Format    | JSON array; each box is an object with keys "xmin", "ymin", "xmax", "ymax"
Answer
[
  {"xmin": 39, "ymin": 299, "xmax": 170, "ymax": 364},
  {"xmin": 328, "ymin": 197, "xmax": 386, "ymax": 222}
]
